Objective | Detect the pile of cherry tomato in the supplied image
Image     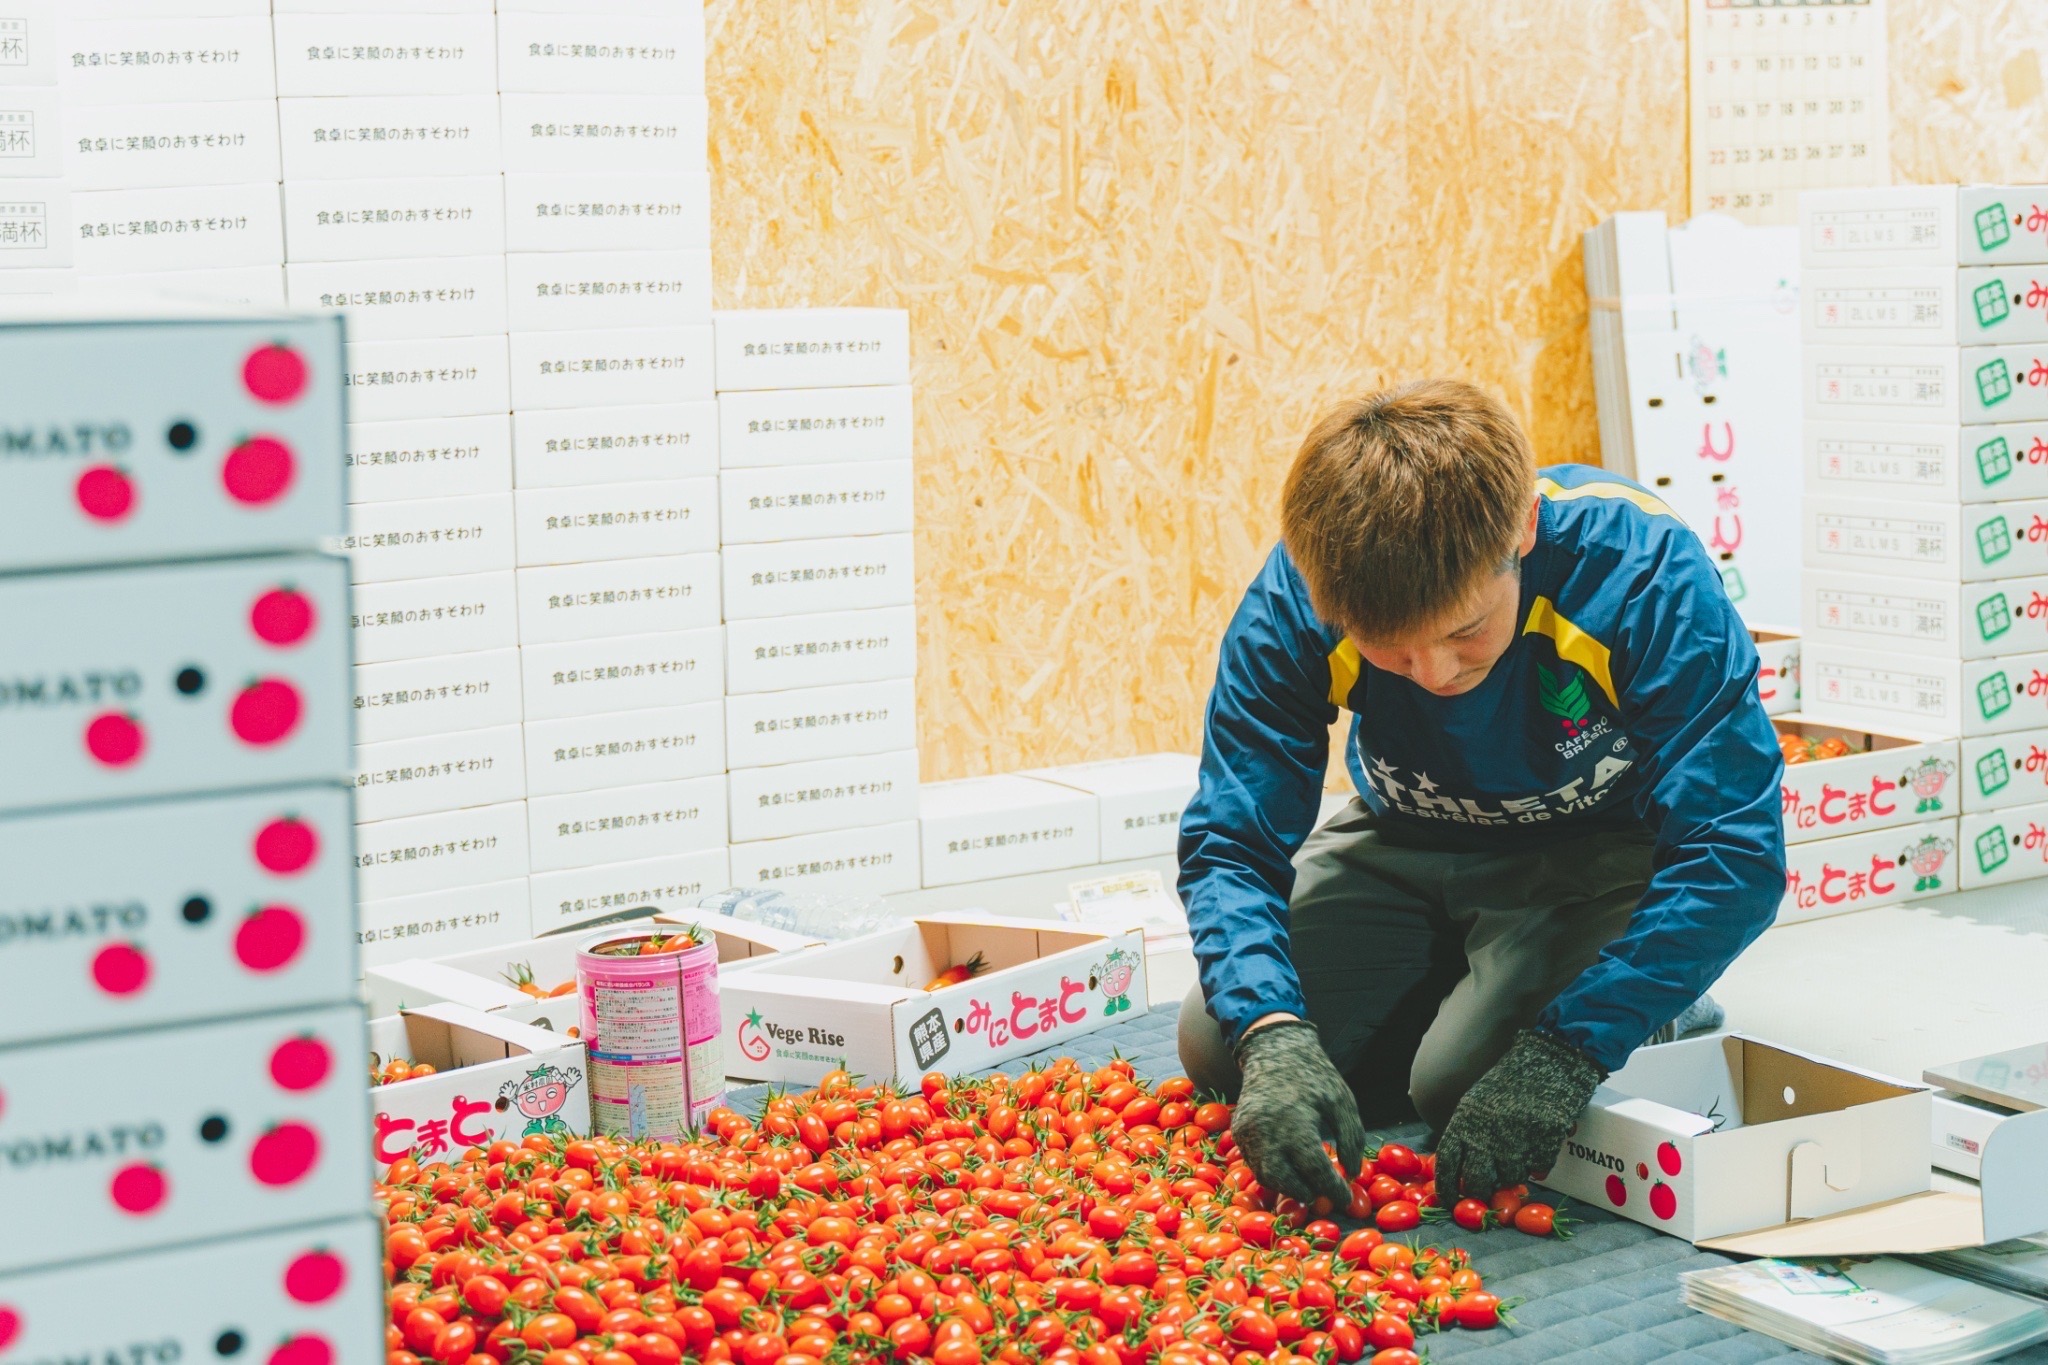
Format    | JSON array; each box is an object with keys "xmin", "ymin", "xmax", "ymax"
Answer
[
  {"xmin": 373, "ymin": 1056, "xmax": 438, "ymax": 1087},
  {"xmin": 377, "ymin": 1059, "xmax": 1558, "ymax": 1365},
  {"xmin": 1778, "ymin": 731, "xmax": 1854, "ymax": 766}
]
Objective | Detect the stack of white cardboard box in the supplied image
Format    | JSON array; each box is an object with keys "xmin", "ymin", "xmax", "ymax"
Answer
[
  {"xmin": 0, "ymin": 5, "xmax": 67, "ymax": 290},
  {"xmin": 713, "ymin": 309, "xmax": 922, "ymax": 897},
  {"xmin": 1795, "ymin": 183, "xmax": 2048, "ymax": 903},
  {"xmin": 0, "ymin": 310, "xmax": 381, "ymax": 1355}
]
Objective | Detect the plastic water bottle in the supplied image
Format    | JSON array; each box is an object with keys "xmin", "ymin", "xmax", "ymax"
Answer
[{"xmin": 692, "ymin": 887, "xmax": 904, "ymax": 940}]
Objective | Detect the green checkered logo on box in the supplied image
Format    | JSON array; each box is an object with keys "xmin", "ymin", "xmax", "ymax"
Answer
[
  {"xmin": 1978, "ymin": 435, "xmax": 2015, "ymax": 486},
  {"xmin": 1979, "ymin": 670, "xmax": 2014, "ymax": 719},
  {"xmin": 1979, "ymin": 591, "xmax": 2014, "ymax": 641},
  {"xmin": 1977, "ymin": 749, "xmax": 2012, "ymax": 795},
  {"xmin": 1978, "ymin": 515, "xmax": 2014, "ymax": 564},
  {"xmin": 1977, "ymin": 825, "xmax": 2011, "ymax": 873},
  {"xmin": 1978, "ymin": 357, "xmax": 2015, "ymax": 407},
  {"xmin": 1977, "ymin": 203, "xmax": 2012, "ymax": 252},
  {"xmin": 1975, "ymin": 279, "xmax": 2012, "ymax": 329}
]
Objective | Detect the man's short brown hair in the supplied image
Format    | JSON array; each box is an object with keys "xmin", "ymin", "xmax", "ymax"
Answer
[{"xmin": 1280, "ymin": 379, "xmax": 1537, "ymax": 640}]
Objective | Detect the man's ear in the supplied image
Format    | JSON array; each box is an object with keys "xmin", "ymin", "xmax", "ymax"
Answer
[{"xmin": 1520, "ymin": 492, "xmax": 1540, "ymax": 555}]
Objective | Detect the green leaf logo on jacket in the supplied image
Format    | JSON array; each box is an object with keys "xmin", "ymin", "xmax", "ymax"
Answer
[{"xmin": 1538, "ymin": 666, "xmax": 1594, "ymax": 737}]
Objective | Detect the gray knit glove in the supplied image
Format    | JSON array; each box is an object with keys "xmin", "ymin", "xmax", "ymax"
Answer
[
  {"xmin": 1230, "ymin": 1020, "xmax": 1366, "ymax": 1208},
  {"xmin": 1434, "ymin": 1029, "xmax": 1604, "ymax": 1199}
]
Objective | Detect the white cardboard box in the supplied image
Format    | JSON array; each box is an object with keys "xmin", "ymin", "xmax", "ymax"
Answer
[
  {"xmin": 0, "ymin": 1002, "xmax": 371, "ymax": 1273},
  {"xmin": 1021, "ymin": 753, "xmax": 1200, "ymax": 862},
  {"xmin": 513, "ymin": 477, "xmax": 718, "ymax": 566},
  {"xmin": 351, "ymin": 647, "xmax": 522, "ymax": 745},
  {"xmin": 0, "ymin": 1218, "xmax": 383, "ymax": 1365},
  {"xmin": 283, "ymin": 174, "xmax": 506, "ymax": 262},
  {"xmin": 272, "ymin": 14, "xmax": 498, "ymax": 98},
  {"xmin": 1964, "ymin": 343, "xmax": 2048, "ymax": 424},
  {"xmin": 496, "ymin": 13, "xmax": 706, "ymax": 94},
  {"xmin": 0, "ymin": 555, "xmax": 350, "ymax": 816},
  {"xmin": 350, "ymin": 723, "xmax": 526, "ymax": 822},
  {"xmin": 721, "ymin": 915, "xmax": 1146, "ymax": 1085},
  {"xmin": 74, "ymin": 182, "xmax": 284, "ymax": 272},
  {"xmin": 277, "ymin": 94, "xmax": 501, "ymax": 180},
  {"xmin": 1780, "ymin": 819, "xmax": 1959, "ymax": 925},
  {"xmin": 497, "ymin": 0, "xmax": 694, "ymax": 11},
  {"xmin": 0, "ymin": 784, "xmax": 356, "ymax": 1049},
  {"xmin": 0, "ymin": 87, "xmax": 66, "ymax": 181},
  {"xmin": 1801, "ymin": 643, "xmax": 1969, "ymax": 738},
  {"xmin": 335, "ymin": 492, "xmax": 516, "ymax": 584},
  {"xmin": 366, "ymin": 1004, "xmax": 588, "ymax": 1162},
  {"xmin": 278, "ymin": 0, "xmax": 489, "ymax": 10},
  {"xmin": 59, "ymin": 16, "xmax": 276, "ymax": 105},
  {"xmin": 525, "ymin": 848, "xmax": 736, "ymax": 938},
  {"xmin": 349, "ymin": 570, "xmax": 519, "ymax": 664},
  {"xmin": 522, "ymin": 700, "xmax": 725, "ymax": 797},
  {"xmin": 505, "ymin": 248, "xmax": 712, "ymax": 331},
  {"xmin": 67, "ymin": 0, "xmax": 272, "ymax": 13},
  {"xmin": 353, "ymin": 799, "xmax": 528, "ymax": 901},
  {"xmin": 718, "ymin": 459, "xmax": 916, "ymax": 544},
  {"xmin": 1801, "ymin": 497, "xmax": 1965, "ymax": 581},
  {"xmin": 515, "ymin": 552, "xmax": 720, "ymax": 644},
  {"xmin": 1776, "ymin": 715, "xmax": 1961, "ymax": 842},
  {"xmin": 725, "ymin": 605, "xmax": 917, "ymax": 695},
  {"xmin": 507, "ymin": 324, "xmax": 714, "ymax": 410},
  {"xmin": 518, "ymin": 627, "xmax": 722, "ymax": 720},
  {"xmin": 512, "ymin": 401, "xmax": 717, "ymax": 487},
  {"xmin": 1801, "ymin": 184, "xmax": 2048, "ymax": 269},
  {"xmin": 0, "ymin": 5, "xmax": 54, "ymax": 86},
  {"xmin": 343, "ymin": 335, "xmax": 511, "ymax": 422},
  {"xmin": 719, "ymin": 384, "xmax": 915, "ymax": 469},
  {"xmin": 1803, "ymin": 266, "xmax": 2048, "ymax": 347},
  {"xmin": 526, "ymin": 774, "xmax": 725, "ymax": 873},
  {"xmin": 356, "ymin": 877, "xmax": 529, "ymax": 971},
  {"xmin": 1801, "ymin": 568, "xmax": 2048, "ymax": 660},
  {"xmin": 721, "ymin": 533, "xmax": 915, "ymax": 620},
  {"xmin": 919, "ymin": 773, "xmax": 1102, "ymax": 886},
  {"xmin": 728, "ymin": 747, "xmax": 920, "ymax": 843},
  {"xmin": 728, "ymin": 820, "xmax": 923, "ymax": 899},
  {"xmin": 503, "ymin": 171, "xmax": 710, "ymax": 252},
  {"xmin": 1968, "ymin": 651, "xmax": 2048, "ymax": 735},
  {"xmin": 346, "ymin": 414, "xmax": 514, "ymax": 505},
  {"xmin": 1961, "ymin": 727, "xmax": 2048, "ymax": 813},
  {"xmin": 1546, "ymin": 1034, "xmax": 1931, "ymax": 1245},
  {"xmin": 1752, "ymin": 627, "xmax": 1801, "ymax": 716},
  {"xmin": 1803, "ymin": 343, "xmax": 1965, "ymax": 425},
  {"xmin": 1961, "ymin": 798, "xmax": 2048, "ymax": 889},
  {"xmin": 1803, "ymin": 420, "xmax": 2048, "ymax": 504},
  {"xmin": 713, "ymin": 307, "xmax": 911, "ymax": 392},
  {"xmin": 0, "ymin": 184, "xmax": 70, "ymax": 268},
  {"xmin": 499, "ymin": 93, "xmax": 707, "ymax": 175},
  {"xmin": 78, "ymin": 264, "xmax": 284, "ymax": 308},
  {"xmin": 287, "ymin": 254, "xmax": 511, "ymax": 343},
  {"xmin": 364, "ymin": 911, "xmax": 807, "ymax": 1025},
  {"xmin": 723, "ymin": 677, "xmax": 917, "ymax": 769}
]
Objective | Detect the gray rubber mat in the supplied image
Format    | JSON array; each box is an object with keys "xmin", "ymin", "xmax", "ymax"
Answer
[{"xmin": 730, "ymin": 1002, "xmax": 2048, "ymax": 1362}]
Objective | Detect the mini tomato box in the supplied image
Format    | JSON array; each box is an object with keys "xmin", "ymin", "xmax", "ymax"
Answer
[
  {"xmin": 1779, "ymin": 818, "xmax": 1960, "ymax": 926},
  {"xmin": 1751, "ymin": 627, "xmax": 1801, "ymax": 716},
  {"xmin": 0, "ymin": 553, "xmax": 350, "ymax": 816},
  {"xmin": 1775, "ymin": 715, "xmax": 1961, "ymax": 843},
  {"xmin": 0, "ymin": 1217, "xmax": 384, "ymax": 1365},
  {"xmin": 0, "ymin": 1001, "xmax": 371, "ymax": 1273},
  {"xmin": 527, "ymin": 848, "xmax": 733, "ymax": 936},
  {"xmin": 365, "ymin": 1003, "xmax": 588, "ymax": 1166},
  {"xmin": 1961, "ymin": 799, "xmax": 2048, "ymax": 889},
  {"xmin": 0, "ymin": 785, "xmax": 355, "ymax": 1048},
  {"xmin": 0, "ymin": 307, "xmax": 345, "ymax": 573},
  {"xmin": 721, "ymin": 915, "xmax": 1147, "ymax": 1086},
  {"xmin": 1545, "ymin": 1034, "xmax": 1932, "ymax": 1245},
  {"xmin": 1962, "ymin": 727, "xmax": 2048, "ymax": 811}
]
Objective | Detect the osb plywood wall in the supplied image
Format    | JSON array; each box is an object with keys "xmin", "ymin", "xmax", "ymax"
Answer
[{"xmin": 705, "ymin": 0, "xmax": 2048, "ymax": 784}]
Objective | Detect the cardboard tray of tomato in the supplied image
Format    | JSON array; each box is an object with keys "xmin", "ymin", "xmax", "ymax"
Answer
[
  {"xmin": 372, "ymin": 1060, "xmax": 1530, "ymax": 1365},
  {"xmin": 364, "ymin": 914, "xmax": 819, "ymax": 1036},
  {"xmin": 1774, "ymin": 713, "xmax": 1961, "ymax": 843},
  {"xmin": 367, "ymin": 1003, "xmax": 592, "ymax": 1169}
]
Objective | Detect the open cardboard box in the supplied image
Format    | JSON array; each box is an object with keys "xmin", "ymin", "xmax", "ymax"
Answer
[
  {"xmin": 721, "ymin": 914, "xmax": 1147, "ymax": 1085},
  {"xmin": 1775, "ymin": 713, "xmax": 1960, "ymax": 843},
  {"xmin": 1751, "ymin": 627, "xmax": 1801, "ymax": 717},
  {"xmin": 363, "ymin": 913, "xmax": 818, "ymax": 1035},
  {"xmin": 367, "ymin": 1003, "xmax": 590, "ymax": 1166}
]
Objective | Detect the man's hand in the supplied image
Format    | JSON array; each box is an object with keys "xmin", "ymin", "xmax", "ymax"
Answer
[
  {"xmin": 1433, "ymin": 1029, "xmax": 1604, "ymax": 1199},
  {"xmin": 1229, "ymin": 1019, "xmax": 1365, "ymax": 1209}
]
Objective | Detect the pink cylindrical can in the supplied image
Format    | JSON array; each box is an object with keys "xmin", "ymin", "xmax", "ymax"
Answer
[{"xmin": 576, "ymin": 925, "xmax": 724, "ymax": 1139}]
